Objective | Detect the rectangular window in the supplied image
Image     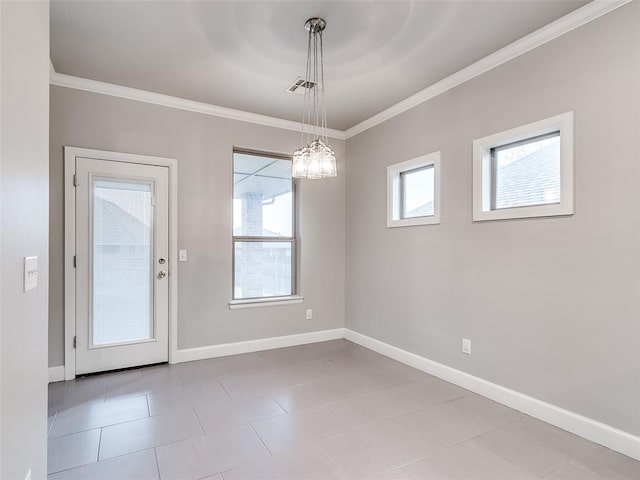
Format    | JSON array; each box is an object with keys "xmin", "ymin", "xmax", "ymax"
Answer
[
  {"xmin": 387, "ymin": 151, "xmax": 441, "ymax": 228},
  {"xmin": 491, "ymin": 131, "xmax": 561, "ymax": 210},
  {"xmin": 400, "ymin": 165, "xmax": 435, "ymax": 219},
  {"xmin": 232, "ymin": 150, "xmax": 295, "ymax": 300},
  {"xmin": 473, "ymin": 112, "xmax": 574, "ymax": 221}
]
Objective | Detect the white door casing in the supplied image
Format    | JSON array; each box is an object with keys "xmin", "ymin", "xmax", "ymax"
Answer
[{"xmin": 64, "ymin": 147, "xmax": 178, "ymax": 379}]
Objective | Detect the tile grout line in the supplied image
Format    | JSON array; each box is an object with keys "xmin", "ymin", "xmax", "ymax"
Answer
[
  {"xmin": 48, "ymin": 418, "xmax": 144, "ymax": 440},
  {"xmin": 316, "ymin": 441, "xmax": 354, "ymax": 479},
  {"xmin": 48, "ymin": 459, "xmax": 100, "ymax": 476},
  {"xmin": 96, "ymin": 427, "xmax": 103, "ymax": 463},
  {"xmin": 48, "ymin": 411, "xmax": 58, "ymax": 437},
  {"xmin": 375, "ymin": 450, "xmax": 440, "ymax": 478},
  {"xmin": 103, "ymin": 391, "xmax": 151, "ymax": 403},
  {"xmin": 242, "ymin": 365, "xmax": 429, "ymax": 411},
  {"xmin": 94, "ymin": 410, "xmax": 209, "ymax": 464},
  {"xmin": 550, "ymin": 461, "xmax": 608, "ymax": 480},
  {"xmin": 51, "ymin": 342, "xmax": 624, "ymax": 478},
  {"xmin": 270, "ymin": 396, "xmax": 288, "ymax": 414},
  {"xmin": 250, "ymin": 409, "xmax": 288, "ymax": 424},
  {"xmin": 314, "ymin": 395, "xmax": 489, "ymax": 459},
  {"xmin": 215, "ymin": 444, "xmax": 277, "ymax": 480},
  {"xmin": 153, "ymin": 447, "xmax": 163, "ymax": 480},
  {"xmin": 470, "ymin": 420, "xmax": 589, "ymax": 479},
  {"xmin": 47, "ymin": 404, "xmax": 151, "ymax": 439},
  {"xmin": 249, "ymin": 422, "xmax": 275, "ymax": 457},
  {"xmin": 218, "ymin": 380, "xmax": 234, "ymax": 401},
  {"xmin": 192, "ymin": 407, "xmax": 208, "ymax": 435}
]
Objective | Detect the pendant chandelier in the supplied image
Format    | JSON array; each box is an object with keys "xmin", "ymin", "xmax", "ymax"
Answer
[{"xmin": 292, "ymin": 17, "xmax": 337, "ymax": 179}]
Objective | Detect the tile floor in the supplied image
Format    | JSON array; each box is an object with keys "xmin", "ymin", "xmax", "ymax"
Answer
[{"xmin": 48, "ymin": 339, "xmax": 640, "ymax": 479}]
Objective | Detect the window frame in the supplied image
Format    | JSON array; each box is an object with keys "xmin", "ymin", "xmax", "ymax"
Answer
[
  {"xmin": 387, "ymin": 151, "xmax": 441, "ymax": 228},
  {"xmin": 231, "ymin": 148, "xmax": 298, "ymax": 303},
  {"xmin": 473, "ymin": 111, "xmax": 575, "ymax": 222}
]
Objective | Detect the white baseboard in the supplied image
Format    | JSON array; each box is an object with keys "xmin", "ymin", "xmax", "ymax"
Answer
[
  {"xmin": 48, "ymin": 366, "xmax": 65, "ymax": 383},
  {"xmin": 344, "ymin": 328, "xmax": 640, "ymax": 461},
  {"xmin": 173, "ymin": 328, "xmax": 346, "ymax": 363},
  {"xmin": 46, "ymin": 326, "xmax": 639, "ymax": 460}
]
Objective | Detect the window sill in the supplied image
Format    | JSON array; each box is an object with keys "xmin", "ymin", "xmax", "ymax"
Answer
[
  {"xmin": 473, "ymin": 202, "xmax": 574, "ymax": 221},
  {"xmin": 387, "ymin": 215, "xmax": 440, "ymax": 228},
  {"xmin": 229, "ymin": 295, "xmax": 304, "ymax": 310}
]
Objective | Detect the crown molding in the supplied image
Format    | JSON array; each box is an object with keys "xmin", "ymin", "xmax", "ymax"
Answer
[
  {"xmin": 49, "ymin": 72, "xmax": 346, "ymax": 141},
  {"xmin": 344, "ymin": 0, "xmax": 633, "ymax": 139},
  {"xmin": 48, "ymin": 0, "xmax": 631, "ymax": 142}
]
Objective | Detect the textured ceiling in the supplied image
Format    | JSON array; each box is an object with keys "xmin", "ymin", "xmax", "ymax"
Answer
[{"xmin": 51, "ymin": 0, "xmax": 589, "ymax": 130}]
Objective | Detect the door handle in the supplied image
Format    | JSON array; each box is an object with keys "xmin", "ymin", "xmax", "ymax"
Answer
[{"xmin": 158, "ymin": 271, "xmax": 167, "ymax": 279}]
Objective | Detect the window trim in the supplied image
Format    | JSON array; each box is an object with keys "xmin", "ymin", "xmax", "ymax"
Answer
[
  {"xmin": 231, "ymin": 149, "xmax": 298, "ymax": 302},
  {"xmin": 472, "ymin": 111, "xmax": 575, "ymax": 222},
  {"xmin": 387, "ymin": 151, "xmax": 441, "ymax": 228},
  {"xmin": 228, "ymin": 295, "xmax": 304, "ymax": 310}
]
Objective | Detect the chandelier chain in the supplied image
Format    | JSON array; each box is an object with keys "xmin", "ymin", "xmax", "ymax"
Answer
[{"xmin": 292, "ymin": 17, "xmax": 337, "ymax": 179}]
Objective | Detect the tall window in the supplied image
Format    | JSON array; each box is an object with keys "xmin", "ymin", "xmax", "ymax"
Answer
[{"xmin": 232, "ymin": 151, "xmax": 296, "ymax": 300}]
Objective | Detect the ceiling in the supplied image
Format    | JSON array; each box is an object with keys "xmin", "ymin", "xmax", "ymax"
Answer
[
  {"xmin": 51, "ymin": 0, "xmax": 589, "ymax": 131},
  {"xmin": 233, "ymin": 153, "xmax": 292, "ymax": 201}
]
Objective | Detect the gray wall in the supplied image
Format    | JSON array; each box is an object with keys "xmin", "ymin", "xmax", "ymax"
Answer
[
  {"xmin": 345, "ymin": 2, "xmax": 640, "ymax": 436},
  {"xmin": 49, "ymin": 87, "xmax": 345, "ymax": 367},
  {"xmin": 1, "ymin": 1, "xmax": 50, "ymax": 478}
]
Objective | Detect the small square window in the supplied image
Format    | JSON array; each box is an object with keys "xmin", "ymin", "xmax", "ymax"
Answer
[
  {"xmin": 473, "ymin": 112, "xmax": 574, "ymax": 221},
  {"xmin": 387, "ymin": 152, "xmax": 441, "ymax": 228},
  {"xmin": 400, "ymin": 165, "xmax": 435, "ymax": 219}
]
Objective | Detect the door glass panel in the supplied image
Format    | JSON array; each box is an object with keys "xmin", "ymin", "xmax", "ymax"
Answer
[{"xmin": 92, "ymin": 179, "xmax": 154, "ymax": 346}]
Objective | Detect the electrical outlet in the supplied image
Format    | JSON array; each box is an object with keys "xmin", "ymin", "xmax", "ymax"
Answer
[
  {"xmin": 179, "ymin": 249, "xmax": 188, "ymax": 262},
  {"xmin": 306, "ymin": 309, "xmax": 313, "ymax": 320},
  {"xmin": 462, "ymin": 338, "xmax": 471, "ymax": 355}
]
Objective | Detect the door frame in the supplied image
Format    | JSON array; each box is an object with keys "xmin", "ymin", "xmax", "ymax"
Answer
[{"xmin": 64, "ymin": 146, "xmax": 179, "ymax": 380}]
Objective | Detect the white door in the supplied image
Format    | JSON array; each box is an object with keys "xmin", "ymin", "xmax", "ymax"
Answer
[{"xmin": 75, "ymin": 157, "xmax": 169, "ymax": 374}]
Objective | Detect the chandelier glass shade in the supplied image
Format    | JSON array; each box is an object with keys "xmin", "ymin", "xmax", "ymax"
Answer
[{"xmin": 292, "ymin": 17, "xmax": 337, "ymax": 180}]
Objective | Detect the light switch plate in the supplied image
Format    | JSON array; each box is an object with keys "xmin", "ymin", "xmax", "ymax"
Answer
[
  {"xmin": 24, "ymin": 256, "xmax": 38, "ymax": 292},
  {"xmin": 179, "ymin": 249, "xmax": 188, "ymax": 262},
  {"xmin": 462, "ymin": 338, "xmax": 471, "ymax": 355}
]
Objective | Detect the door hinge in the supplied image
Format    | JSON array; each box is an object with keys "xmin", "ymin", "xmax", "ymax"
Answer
[
  {"xmin": 73, "ymin": 255, "xmax": 77, "ymax": 268},
  {"xmin": 73, "ymin": 174, "xmax": 78, "ymax": 187},
  {"xmin": 73, "ymin": 336, "xmax": 76, "ymax": 349}
]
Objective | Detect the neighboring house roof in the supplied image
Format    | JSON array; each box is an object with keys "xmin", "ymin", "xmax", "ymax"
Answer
[
  {"xmin": 94, "ymin": 197, "xmax": 150, "ymax": 246},
  {"xmin": 406, "ymin": 201, "xmax": 434, "ymax": 218},
  {"xmin": 495, "ymin": 142, "xmax": 561, "ymax": 209},
  {"xmin": 401, "ymin": 142, "xmax": 560, "ymax": 216}
]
